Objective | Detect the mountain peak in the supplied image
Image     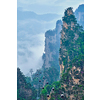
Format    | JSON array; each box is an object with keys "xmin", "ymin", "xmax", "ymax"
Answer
[
  {"xmin": 74, "ymin": 4, "xmax": 84, "ymax": 28},
  {"xmin": 64, "ymin": 7, "xmax": 74, "ymax": 16},
  {"xmin": 75, "ymin": 4, "xmax": 84, "ymax": 13}
]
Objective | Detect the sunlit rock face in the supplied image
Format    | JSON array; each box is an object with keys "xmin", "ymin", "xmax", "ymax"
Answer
[
  {"xmin": 59, "ymin": 7, "xmax": 77, "ymax": 74},
  {"xmin": 49, "ymin": 7, "xmax": 84, "ymax": 100}
]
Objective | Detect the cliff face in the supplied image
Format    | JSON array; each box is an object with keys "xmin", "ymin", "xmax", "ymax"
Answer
[
  {"xmin": 42, "ymin": 20, "xmax": 62, "ymax": 71},
  {"xmin": 59, "ymin": 7, "xmax": 75, "ymax": 74},
  {"xmin": 49, "ymin": 7, "xmax": 84, "ymax": 100},
  {"xmin": 29, "ymin": 21, "xmax": 62, "ymax": 99},
  {"xmin": 59, "ymin": 7, "xmax": 84, "ymax": 74},
  {"xmin": 75, "ymin": 4, "xmax": 84, "ymax": 28}
]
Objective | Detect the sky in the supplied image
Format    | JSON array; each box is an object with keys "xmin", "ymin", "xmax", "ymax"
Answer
[
  {"xmin": 17, "ymin": 0, "xmax": 84, "ymax": 15},
  {"xmin": 17, "ymin": 0, "xmax": 84, "ymax": 75}
]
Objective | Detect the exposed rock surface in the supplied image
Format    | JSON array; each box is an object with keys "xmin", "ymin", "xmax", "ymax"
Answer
[
  {"xmin": 49, "ymin": 7, "xmax": 84, "ymax": 100},
  {"xmin": 75, "ymin": 4, "xmax": 84, "ymax": 28},
  {"xmin": 42, "ymin": 20, "xmax": 62, "ymax": 71}
]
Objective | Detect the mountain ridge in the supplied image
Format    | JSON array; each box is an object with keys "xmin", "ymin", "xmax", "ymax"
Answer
[
  {"xmin": 17, "ymin": 9, "xmax": 61, "ymax": 21},
  {"xmin": 45, "ymin": 7, "xmax": 84, "ymax": 100}
]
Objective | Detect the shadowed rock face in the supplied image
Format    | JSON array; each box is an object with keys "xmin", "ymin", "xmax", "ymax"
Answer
[
  {"xmin": 42, "ymin": 20, "xmax": 62, "ymax": 71},
  {"xmin": 75, "ymin": 4, "xmax": 84, "ymax": 28}
]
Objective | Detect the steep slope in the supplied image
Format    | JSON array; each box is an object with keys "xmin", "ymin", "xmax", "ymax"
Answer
[
  {"xmin": 59, "ymin": 7, "xmax": 84, "ymax": 74},
  {"xmin": 26, "ymin": 20, "xmax": 62, "ymax": 99},
  {"xmin": 17, "ymin": 68, "xmax": 37, "ymax": 100},
  {"xmin": 42, "ymin": 20, "xmax": 62, "ymax": 72},
  {"xmin": 48, "ymin": 7, "xmax": 84, "ymax": 100},
  {"xmin": 75, "ymin": 4, "xmax": 84, "ymax": 28}
]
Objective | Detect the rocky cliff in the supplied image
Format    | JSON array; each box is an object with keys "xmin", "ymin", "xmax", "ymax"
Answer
[
  {"xmin": 59, "ymin": 7, "xmax": 84, "ymax": 74},
  {"xmin": 75, "ymin": 4, "xmax": 84, "ymax": 28},
  {"xmin": 42, "ymin": 20, "xmax": 62, "ymax": 71},
  {"xmin": 48, "ymin": 7, "xmax": 84, "ymax": 100}
]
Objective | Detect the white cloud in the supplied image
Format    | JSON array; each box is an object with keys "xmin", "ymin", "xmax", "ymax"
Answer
[
  {"xmin": 17, "ymin": 0, "xmax": 84, "ymax": 75},
  {"xmin": 17, "ymin": 33, "xmax": 45, "ymax": 74},
  {"xmin": 17, "ymin": 18, "xmax": 59, "ymax": 75}
]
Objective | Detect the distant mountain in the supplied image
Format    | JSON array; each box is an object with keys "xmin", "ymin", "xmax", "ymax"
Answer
[
  {"xmin": 74, "ymin": 4, "xmax": 84, "ymax": 28},
  {"xmin": 17, "ymin": 9, "xmax": 61, "ymax": 21},
  {"xmin": 17, "ymin": 8, "xmax": 62, "ymax": 74}
]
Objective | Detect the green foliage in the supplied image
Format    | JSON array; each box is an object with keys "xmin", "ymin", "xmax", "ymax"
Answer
[
  {"xmin": 45, "ymin": 85, "xmax": 52, "ymax": 93},
  {"xmin": 62, "ymin": 13, "xmax": 77, "ymax": 25},
  {"xmin": 52, "ymin": 81, "xmax": 61, "ymax": 88},
  {"xmin": 41, "ymin": 87, "xmax": 47, "ymax": 95},
  {"xmin": 44, "ymin": 67, "xmax": 59, "ymax": 85},
  {"xmin": 17, "ymin": 8, "xmax": 84, "ymax": 100},
  {"xmin": 25, "ymin": 77, "xmax": 31, "ymax": 84},
  {"xmin": 49, "ymin": 8, "xmax": 84, "ymax": 99},
  {"xmin": 79, "ymin": 85, "xmax": 83, "ymax": 87},
  {"xmin": 17, "ymin": 68, "xmax": 37, "ymax": 100}
]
